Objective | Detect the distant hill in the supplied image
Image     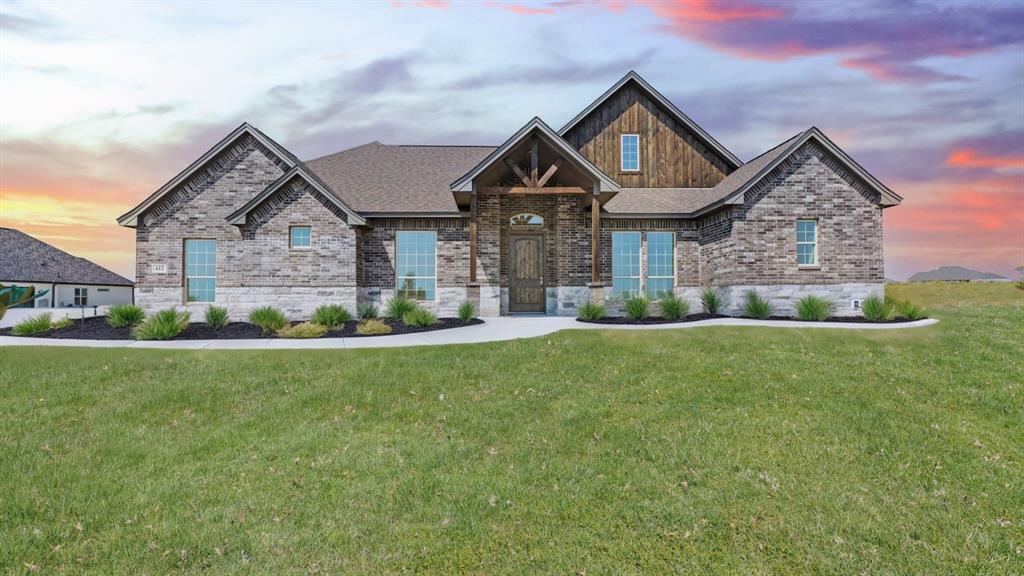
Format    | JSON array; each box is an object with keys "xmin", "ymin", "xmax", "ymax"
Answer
[{"xmin": 908, "ymin": 266, "xmax": 1009, "ymax": 282}]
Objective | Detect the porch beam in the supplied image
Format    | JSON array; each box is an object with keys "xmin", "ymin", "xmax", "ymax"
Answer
[
  {"xmin": 478, "ymin": 186, "xmax": 588, "ymax": 195},
  {"xmin": 536, "ymin": 158, "xmax": 563, "ymax": 188}
]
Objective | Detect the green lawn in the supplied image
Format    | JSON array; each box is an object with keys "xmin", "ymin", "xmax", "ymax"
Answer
[{"xmin": 2, "ymin": 286, "xmax": 1022, "ymax": 574}]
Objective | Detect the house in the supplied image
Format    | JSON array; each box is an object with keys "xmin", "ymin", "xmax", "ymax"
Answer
[
  {"xmin": 118, "ymin": 71, "xmax": 901, "ymax": 318},
  {"xmin": 0, "ymin": 227, "xmax": 134, "ymax": 308},
  {"xmin": 908, "ymin": 266, "xmax": 1010, "ymax": 282}
]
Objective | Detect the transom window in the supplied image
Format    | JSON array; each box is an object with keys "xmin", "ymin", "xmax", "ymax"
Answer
[
  {"xmin": 621, "ymin": 134, "xmax": 639, "ymax": 172},
  {"xmin": 510, "ymin": 213, "xmax": 544, "ymax": 227},
  {"xmin": 74, "ymin": 287, "xmax": 88, "ymax": 306},
  {"xmin": 612, "ymin": 231, "xmax": 641, "ymax": 298},
  {"xmin": 646, "ymin": 232, "xmax": 675, "ymax": 298},
  {"xmin": 396, "ymin": 231, "xmax": 436, "ymax": 300},
  {"xmin": 290, "ymin": 226, "xmax": 311, "ymax": 249},
  {"xmin": 797, "ymin": 220, "xmax": 818, "ymax": 266},
  {"xmin": 185, "ymin": 239, "xmax": 216, "ymax": 302}
]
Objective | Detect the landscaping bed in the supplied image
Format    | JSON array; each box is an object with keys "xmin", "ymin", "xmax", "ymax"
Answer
[
  {"xmin": 578, "ymin": 313, "xmax": 924, "ymax": 325},
  {"xmin": 0, "ymin": 315, "xmax": 483, "ymax": 340}
]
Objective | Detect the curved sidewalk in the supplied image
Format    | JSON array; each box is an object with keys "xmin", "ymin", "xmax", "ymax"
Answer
[{"xmin": 0, "ymin": 317, "xmax": 939, "ymax": 350}]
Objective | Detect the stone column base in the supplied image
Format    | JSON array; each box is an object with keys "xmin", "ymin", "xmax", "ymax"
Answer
[
  {"xmin": 587, "ymin": 282, "xmax": 606, "ymax": 305},
  {"xmin": 466, "ymin": 283, "xmax": 481, "ymax": 314}
]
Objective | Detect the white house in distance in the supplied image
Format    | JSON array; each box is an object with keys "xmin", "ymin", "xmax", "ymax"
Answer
[{"xmin": 0, "ymin": 227, "xmax": 134, "ymax": 308}]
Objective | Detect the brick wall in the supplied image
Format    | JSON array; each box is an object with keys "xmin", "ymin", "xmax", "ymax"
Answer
[{"xmin": 359, "ymin": 218, "xmax": 469, "ymax": 288}]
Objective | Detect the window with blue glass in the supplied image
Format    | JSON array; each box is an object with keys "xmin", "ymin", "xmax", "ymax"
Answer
[
  {"xmin": 290, "ymin": 226, "xmax": 311, "ymax": 249},
  {"xmin": 184, "ymin": 239, "xmax": 216, "ymax": 302},
  {"xmin": 396, "ymin": 231, "xmax": 436, "ymax": 300},
  {"xmin": 612, "ymin": 231, "xmax": 641, "ymax": 298},
  {"xmin": 796, "ymin": 220, "xmax": 817, "ymax": 266},
  {"xmin": 620, "ymin": 134, "xmax": 639, "ymax": 171},
  {"xmin": 646, "ymin": 232, "xmax": 675, "ymax": 298}
]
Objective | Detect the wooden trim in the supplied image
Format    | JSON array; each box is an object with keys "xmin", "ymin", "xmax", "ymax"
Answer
[
  {"xmin": 591, "ymin": 195, "xmax": 600, "ymax": 284},
  {"xmin": 479, "ymin": 186, "xmax": 589, "ymax": 195},
  {"xmin": 536, "ymin": 158, "xmax": 563, "ymax": 187},
  {"xmin": 469, "ymin": 191, "xmax": 478, "ymax": 283}
]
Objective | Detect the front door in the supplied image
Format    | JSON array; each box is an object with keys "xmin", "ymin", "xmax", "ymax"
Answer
[{"xmin": 509, "ymin": 234, "xmax": 545, "ymax": 312}]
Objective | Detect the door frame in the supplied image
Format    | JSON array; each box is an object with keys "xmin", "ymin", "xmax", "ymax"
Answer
[{"xmin": 508, "ymin": 232, "xmax": 546, "ymax": 313}]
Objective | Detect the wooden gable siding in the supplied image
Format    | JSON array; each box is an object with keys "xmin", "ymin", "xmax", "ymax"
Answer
[{"xmin": 563, "ymin": 83, "xmax": 732, "ymax": 188}]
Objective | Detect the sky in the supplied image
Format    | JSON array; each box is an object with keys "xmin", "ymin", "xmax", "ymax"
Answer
[{"xmin": 1, "ymin": 0, "xmax": 1022, "ymax": 281}]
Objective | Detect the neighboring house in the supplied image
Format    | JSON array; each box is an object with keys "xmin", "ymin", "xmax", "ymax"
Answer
[
  {"xmin": 0, "ymin": 227, "xmax": 134, "ymax": 307},
  {"xmin": 908, "ymin": 266, "xmax": 1010, "ymax": 282},
  {"xmin": 118, "ymin": 71, "xmax": 901, "ymax": 318}
]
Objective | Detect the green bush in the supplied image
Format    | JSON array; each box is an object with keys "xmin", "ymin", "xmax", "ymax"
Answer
[
  {"xmin": 356, "ymin": 319, "xmax": 392, "ymax": 335},
  {"xmin": 204, "ymin": 305, "xmax": 229, "ymax": 330},
  {"xmin": 107, "ymin": 304, "xmax": 145, "ymax": 328},
  {"xmin": 386, "ymin": 296, "xmax": 416, "ymax": 319},
  {"xmin": 357, "ymin": 302, "xmax": 379, "ymax": 320},
  {"xmin": 277, "ymin": 322, "xmax": 327, "ymax": 339},
  {"xmin": 457, "ymin": 300, "xmax": 476, "ymax": 322},
  {"xmin": 12, "ymin": 312, "xmax": 55, "ymax": 336},
  {"xmin": 659, "ymin": 293, "xmax": 689, "ymax": 321},
  {"xmin": 895, "ymin": 299, "xmax": 927, "ymax": 321},
  {"xmin": 578, "ymin": 302, "xmax": 607, "ymax": 321},
  {"xmin": 701, "ymin": 288, "xmax": 723, "ymax": 315},
  {"xmin": 624, "ymin": 296, "xmax": 650, "ymax": 321},
  {"xmin": 402, "ymin": 306, "xmax": 438, "ymax": 327},
  {"xmin": 134, "ymin": 309, "xmax": 190, "ymax": 341},
  {"xmin": 51, "ymin": 317, "xmax": 72, "ymax": 330},
  {"xmin": 861, "ymin": 296, "xmax": 893, "ymax": 322},
  {"xmin": 249, "ymin": 306, "xmax": 287, "ymax": 334},
  {"xmin": 312, "ymin": 304, "xmax": 352, "ymax": 329},
  {"xmin": 742, "ymin": 290, "xmax": 774, "ymax": 320},
  {"xmin": 795, "ymin": 295, "xmax": 834, "ymax": 321}
]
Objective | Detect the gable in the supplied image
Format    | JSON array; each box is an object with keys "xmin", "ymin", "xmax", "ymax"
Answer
[
  {"xmin": 560, "ymin": 73, "xmax": 740, "ymax": 188},
  {"xmin": 227, "ymin": 167, "xmax": 365, "ymax": 226}
]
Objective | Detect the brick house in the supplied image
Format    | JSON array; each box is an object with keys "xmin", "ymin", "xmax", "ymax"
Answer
[{"xmin": 118, "ymin": 71, "xmax": 901, "ymax": 318}]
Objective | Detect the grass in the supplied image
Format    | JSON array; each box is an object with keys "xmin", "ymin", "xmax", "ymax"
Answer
[
  {"xmin": 1, "ymin": 284, "xmax": 1021, "ymax": 574},
  {"xmin": 887, "ymin": 281, "xmax": 1022, "ymax": 308}
]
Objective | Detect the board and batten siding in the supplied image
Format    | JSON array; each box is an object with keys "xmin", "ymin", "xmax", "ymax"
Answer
[{"xmin": 563, "ymin": 82, "xmax": 732, "ymax": 188}]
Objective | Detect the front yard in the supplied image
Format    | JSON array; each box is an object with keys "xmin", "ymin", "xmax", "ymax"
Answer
[{"xmin": 1, "ymin": 284, "xmax": 1021, "ymax": 574}]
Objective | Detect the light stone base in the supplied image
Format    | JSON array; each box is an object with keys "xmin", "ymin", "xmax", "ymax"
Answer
[
  {"xmin": 136, "ymin": 286, "xmax": 357, "ymax": 321},
  {"xmin": 358, "ymin": 287, "xmax": 469, "ymax": 317},
  {"xmin": 717, "ymin": 283, "xmax": 883, "ymax": 317}
]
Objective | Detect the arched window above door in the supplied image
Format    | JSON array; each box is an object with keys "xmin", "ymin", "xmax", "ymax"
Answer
[{"xmin": 510, "ymin": 213, "xmax": 544, "ymax": 227}]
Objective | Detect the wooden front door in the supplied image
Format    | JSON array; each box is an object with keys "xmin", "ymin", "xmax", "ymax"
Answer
[{"xmin": 509, "ymin": 234, "xmax": 545, "ymax": 312}]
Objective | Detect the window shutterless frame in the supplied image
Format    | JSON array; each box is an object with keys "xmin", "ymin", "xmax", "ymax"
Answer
[
  {"xmin": 620, "ymin": 134, "xmax": 640, "ymax": 172},
  {"xmin": 289, "ymin": 225, "xmax": 311, "ymax": 249},
  {"xmin": 74, "ymin": 287, "xmax": 88, "ymax": 306},
  {"xmin": 183, "ymin": 239, "xmax": 217, "ymax": 303},
  {"xmin": 645, "ymin": 232, "xmax": 675, "ymax": 298},
  {"xmin": 796, "ymin": 220, "xmax": 818, "ymax": 267},
  {"xmin": 395, "ymin": 231, "xmax": 437, "ymax": 301},
  {"xmin": 611, "ymin": 231, "xmax": 642, "ymax": 298}
]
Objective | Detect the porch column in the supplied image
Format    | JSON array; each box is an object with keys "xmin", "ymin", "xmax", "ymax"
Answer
[
  {"xmin": 467, "ymin": 185, "xmax": 481, "ymax": 310},
  {"xmin": 588, "ymin": 184, "xmax": 605, "ymax": 305}
]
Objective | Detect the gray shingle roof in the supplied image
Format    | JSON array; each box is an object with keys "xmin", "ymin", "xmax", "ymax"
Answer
[
  {"xmin": 603, "ymin": 188, "xmax": 717, "ymax": 215},
  {"xmin": 305, "ymin": 142, "xmax": 496, "ymax": 213},
  {"xmin": 0, "ymin": 228, "xmax": 133, "ymax": 286}
]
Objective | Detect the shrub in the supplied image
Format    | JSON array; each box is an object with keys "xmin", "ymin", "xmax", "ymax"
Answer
[
  {"xmin": 624, "ymin": 296, "xmax": 650, "ymax": 321},
  {"xmin": 386, "ymin": 296, "xmax": 416, "ymax": 319},
  {"xmin": 578, "ymin": 302, "xmax": 607, "ymax": 321},
  {"xmin": 457, "ymin": 300, "xmax": 476, "ymax": 322},
  {"xmin": 895, "ymin": 299, "xmax": 927, "ymax": 321},
  {"xmin": 356, "ymin": 319, "xmax": 392, "ymax": 335},
  {"xmin": 861, "ymin": 296, "xmax": 893, "ymax": 322},
  {"xmin": 204, "ymin": 305, "xmax": 229, "ymax": 330},
  {"xmin": 249, "ymin": 306, "xmax": 287, "ymax": 334},
  {"xmin": 795, "ymin": 295, "xmax": 834, "ymax": 321},
  {"xmin": 134, "ymin": 309, "xmax": 190, "ymax": 340},
  {"xmin": 107, "ymin": 304, "xmax": 145, "ymax": 328},
  {"xmin": 701, "ymin": 288, "xmax": 723, "ymax": 315},
  {"xmin": 402, "ymin": 306, "xmax": 438, "ymax": 327},
  {"xmin": 312, "ymin": 304, "xmax": 352, "ymax": 329},
  {"xmin": 12, "ymin": 312, "xmax": 54, "ymax": 336},
  {"xmin": 742, "ymin": 290, "xmax": 774, "ymax": 320},
  {"xmin": 659, "ymin": 293, "xmax": 690, "ymax": 321},
  {"xmin": 277, "ymin": 322, "xmax": 327, "ymax": 339},
  {"xmin": 357, "ymin": 302, "xmax": 379, "ymax": 320},
  {"xmin": 51, "ymin": 317, "xmax": 72, "ymax": 330}
]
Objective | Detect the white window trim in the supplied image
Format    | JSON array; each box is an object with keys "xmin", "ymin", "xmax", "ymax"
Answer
[
  {"xmin": 645, "ymin": 231, "xmax": 675, "ymax": 298},
  {"xmin": 395, "ymin": 230, "xmax": 438, "ymax": 301},
  {"xmin": 620, "ymin": 133, "xmax": 640, "ymax": 172},
  {"xmin": 289, "ymin": 225, "xmax": 311, "ymax": 250},
  {"xmin": 74, "ymin": 287, "xmax": 88, "ymax": 306},
  {"xmin": 612, "ymin": 231, "xmax": 642, "ymax": 298},
  {"xmin": 797, "ymin": 219, "xmax": 819, "ymax": 268},
  {"xmin": 184, "ymin": 239, "xmax": 217, "ymax": 303}
]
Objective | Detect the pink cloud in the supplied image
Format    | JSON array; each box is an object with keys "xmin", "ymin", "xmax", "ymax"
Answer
[{"xmin": 946, "ymin": 149, "xmax": 1024, "ymax": 169}]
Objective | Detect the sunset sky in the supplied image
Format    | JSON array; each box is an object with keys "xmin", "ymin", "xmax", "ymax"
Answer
[{"xmin": 1, "ymin": 0, "xmax": 1022, "ymax": 281}]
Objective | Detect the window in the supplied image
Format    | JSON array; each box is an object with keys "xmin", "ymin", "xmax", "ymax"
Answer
[
  {"xmin": 74, "ymin": 287, "xmax": 88, "ymax": 306},
  {"xmin": 621, "ymin": 134, "xmax": 639, "ymax": 171},
  {"xmin": 796, "ymin": 220, "xmax": 817, "ymax": 266},
  {"xmin": 510, "ymin": 213, "xmax": 543, "ymax": 227},
  {"xmin": 646, "ymin": 232, "xmax": 675, "ymax": 298},
  {"xmin": 290, "ymin": 226, "xmax": 311, "ymax": 249},
  {"xmin": 612, "ymin": 232, "xmax": 641, "ymax": 298},
  {"xmin": 396, "ymin": 231, "xmax": 436, "ymax": 300},
  {"xmin": 185, "ymin": 239, "xmax": 216, "ymax": 302}
]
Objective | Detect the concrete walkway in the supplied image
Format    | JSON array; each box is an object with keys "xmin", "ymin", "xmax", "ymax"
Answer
[{"xmin": 0, "ymin": 317, "xmax": 939, "ymax": 350}]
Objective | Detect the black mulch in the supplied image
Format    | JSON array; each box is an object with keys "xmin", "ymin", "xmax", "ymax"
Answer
[
  {"xmin": 0, "ymin": 315, "xmax": 484, "ymax": 340},
  {"xmin": 578, "ymin": 313, "xmax": 924, "ymax": 325}
]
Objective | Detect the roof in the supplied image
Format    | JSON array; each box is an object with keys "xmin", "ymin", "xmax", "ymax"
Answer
[
  {"xmin": 305, "ymin": 142, "xmax": 495, "ymax": 213},
  {"xmin": 226, "ymin": 164, "xmax": 366, "ymax": 226},
  {"xmin": 559, "ymin": 71, "xmax": 743, "ymax": 169},
  {"xmin": 603, "ymin": 188, "xmax": 719, "ymax": 216},
  {"xmin": 0, "ymin": 228, "xmax": 133, "ymax": 286},
  {"xmin": 909, "ymin": 266, "xmax": 1009, "ymax": 282},
  {"xmin": 450, "ymin": 116, "xmax": 620, "ymax": 193}
]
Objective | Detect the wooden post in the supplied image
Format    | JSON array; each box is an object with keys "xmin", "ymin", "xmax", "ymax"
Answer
[
  {"xmin": 469, "ymin": 187, "xmax": 478, "ymax": 284},
  {"xmin": 591, "ymin": 193, "xmax": 600, "ymax": 284},
  {"xmin": 530, "ymin": 134, "xmax": 539, "ymax": 187}
]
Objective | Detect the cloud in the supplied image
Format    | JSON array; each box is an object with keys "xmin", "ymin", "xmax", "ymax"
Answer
[
  {"xmin": 445, "ymin": 52, "xmax": 654, "ymax": 90},
  {"xmin": 0, "ymin": 12, "xmax": 51, "ymax": 34}
]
